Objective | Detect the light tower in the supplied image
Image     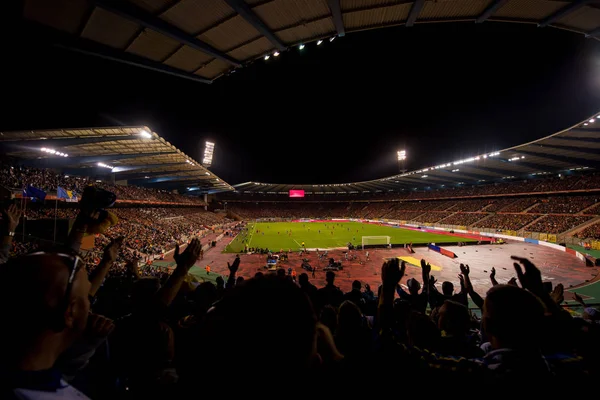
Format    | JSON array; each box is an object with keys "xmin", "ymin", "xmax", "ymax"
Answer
[
  {"xmin": 397, "ymin": 150, "xmax": 407, "ymax": 173},
  {"xmin": 203, "ymin": 141, "xmax": 215, "ymax": 167}
]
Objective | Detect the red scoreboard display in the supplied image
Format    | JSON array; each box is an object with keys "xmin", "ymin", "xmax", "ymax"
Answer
[{"xmin": 289, "ymin": 190, "xmax": 305, "ymax": 198}]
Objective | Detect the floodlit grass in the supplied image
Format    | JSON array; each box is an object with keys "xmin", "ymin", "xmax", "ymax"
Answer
[{"xmin": 224, "ymin": 221, "xmax": 474, "ymax": 253}]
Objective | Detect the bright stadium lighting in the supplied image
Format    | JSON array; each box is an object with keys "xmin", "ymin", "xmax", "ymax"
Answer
[
  {"xmin": 273, "ymin": 51, "xmax": 279, "ymax": 57},
  {"xmin": 584, "ymin": 123, "xmax": 589, "ymax": 126},
  {"xmin": 97, "ymin": 162, "xmax": 114, "ymax": 169},
  {"xmin": 589, "ymin": 119, "xmax": 595, "ymax": 123},
  {"xmin": 140, "ymin": 129, "xmax": 152, "ymax": 138},
  {"xmin": 264, "ymin": 55, "xmax": 270, "ymax": 60},
  {"xmin": 298, "ymin": 44, "xmax": 305, "ymax": 50},
  {"xmin": 397, "ymin": 150, "xmax": 406, "ymax": 161},
  {"xmin": 203, "ymin": 141, "xmax": 215, "ymax": 166},
  {"xmin": 329, "ymin": 36, "xmax": 336, "ymax": 42},
  {"xmin": 317, "ymin": 40, "xmax": 323, "ymax": 45}
]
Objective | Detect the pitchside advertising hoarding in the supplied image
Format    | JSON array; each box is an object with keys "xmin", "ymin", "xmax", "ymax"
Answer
[{"xmin": 289, "ymin": 190, "xmax": 304, "ymax": 198}]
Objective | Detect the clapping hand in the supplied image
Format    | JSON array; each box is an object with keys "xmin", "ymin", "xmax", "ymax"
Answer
[
  {"xmin": 103, "ymin": 237, "xmax": 124, "ymax": 263},
  {"xmin": 511, "ymin": 256, "xmax": 543, "ymax": 295},
  {"xmin": 174, "ymin": 238, "xmax": 202, "ymax": 270},
  {"xmin": 1, "ymin": 204, "xmax": 21, "ymax": 233}
]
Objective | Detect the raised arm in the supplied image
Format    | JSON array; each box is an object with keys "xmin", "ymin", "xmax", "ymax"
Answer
[
  {"xmin": 459, "ymin": 264, "xmax": 483, "ymax": 309},
  {"xmin": 155, "ymin": 239, "xmax": 201, "ymax": 307},
  {"xmin": 489, "ymin": 267, "xmax": 499, "ymax": 286},
  {"xmin": 377, "ymin": 258, "xmax": 405, "ymax": 333},
  {"xmin": 0, "ymin": 204, "xmax": 21, "ymax": 264},
  {"xmin": 88, "ymin": 237, "xmax": 123, "ymax": 297}
]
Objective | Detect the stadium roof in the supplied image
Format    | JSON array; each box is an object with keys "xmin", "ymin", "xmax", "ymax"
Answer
[
  {"xmin": 0, "ymin": 126, "xmax": 234, "ymax": 194},
  {"xmin": 233, "ymin": 112, "xmax": 600, "ymax": 194},
  {"xmin": 22, "ymin": 0, "xmax": 600, "ymax": 84}
]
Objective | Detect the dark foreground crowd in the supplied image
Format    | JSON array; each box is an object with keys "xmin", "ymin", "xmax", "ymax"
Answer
[{"xmin": 1, "ymin": 202, "xmax": 599, "ymax": 399}]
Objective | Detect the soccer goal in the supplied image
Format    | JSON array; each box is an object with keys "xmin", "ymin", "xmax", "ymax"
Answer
[{"xmin": 361, "ymin": 236, "xmax": 391, "ymax": 250}]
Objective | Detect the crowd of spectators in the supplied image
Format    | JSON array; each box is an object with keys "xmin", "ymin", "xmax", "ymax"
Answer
[
  {"xmin": 2, "ymin": 198, "xmax": 597, "ymax": 398},
  {"xmin": 0, "ymin": 164, "xmax": 205, "ymax": 205},
  {"xmin": 439, "ymin": 212, "xmax": 488, "ymax": 226},
  {"xmin": 525, "ymin": 215, "xmax": 593, "ymax": 235},
  {"xmin": 222, "ymin": 172, "xmax": 600, "ymax": 202},
  {"xmin": 468, "ymin": 213, "xmax": 540, "ymax": 231},
  {"xmin": 575, "ymin": 221, "xmax": 600, "ymax": 240},
  {"xmin": 528, "ymin": 196, "xmax": 599, "ymax": 214}
]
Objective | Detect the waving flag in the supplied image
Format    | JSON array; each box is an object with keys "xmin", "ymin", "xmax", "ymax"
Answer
[
  {"xmin": 24, "ymin": 185, "xmax": 46, "ymax": 202},
  {"xmin": 57, "ymin": 186, "xmax": 78, "ymax": 202}
]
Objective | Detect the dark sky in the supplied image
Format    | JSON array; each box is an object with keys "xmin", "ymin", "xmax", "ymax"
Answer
[{"xmin": 2, "ymin": 18, "xmax": 600, "ymax": 186}]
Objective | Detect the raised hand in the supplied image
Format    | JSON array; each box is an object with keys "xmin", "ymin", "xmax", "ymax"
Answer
[
  {"xmin": 421, "ymin": 259, "xmax": 431, "ymax": 275},
  {"xmin": 490, "ymin": 267, "xmax": 496, "ymax": 280},
  {"xmin": 429, "ymin": 275, "xmax": 437, "ymax": 286},
  {"xmin": 550, "ymin": 283, "xmax": 564, "ymax": 305},
  {"xmin": 511, "ymin": 256, "xmax": 543, "ymax": 295},
  {"xmin": 86, "ymin": 313, "xmax": 115, "ymax": 338},
  {"xmin": 459, "ymin": 264, "xmax": 470, "ymax": 276},
  {"xmin": 573, "ymin": 292, "xmax": 585, "ymax": 305},
  {"xmin": 507, "ymin": 277, "xmax": 518, "ymax": 287},
  {"xmin": 2, "ymin": 203, "xmax": 21, "ymax": 233},
  {"xmin": 103, "ymin": 236, "xmax": 124, "ymax": 262},
  {"xmin": 381, "ymin": 258, "xmax": 404, "ymax": 289},
  {"xmin": 175, "ymin": 238, "xmax": 202, "ymax": 270},
  {"xmin": 228, "ymin": 255, "xmax": 241, "ymax": 274}
]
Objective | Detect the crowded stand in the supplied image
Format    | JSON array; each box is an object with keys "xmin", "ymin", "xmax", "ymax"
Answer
[
  {"xmin": 527, "ymin": 196, "xmax": 599, "ymax": 214},
  {"xmin": 576, "ymin": 221, "xmax": 600, "ymax": 240},
  {"xmin": 438, "ymin": 212, "xmax": 488, "ymax": 226},
  {"xmin": 525, "ymin": 215, "xmax": 594, "ymax": 235},
  {"xmin": 2, "ymin": 197, "xmax": 598, "ymax": 398},
  {"xmin": 0, "ymin": 164, "xmax": 206, "ymax": 205},
  {"xmin": 447, "ymin": 213, "xmax": 539, "ymax": 231},
  {"xmin": 0, "ymin": 164, "xmax": 599, "ymax": 399}
]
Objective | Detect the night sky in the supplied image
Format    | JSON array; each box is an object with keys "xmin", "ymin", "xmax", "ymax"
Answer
[{"xmin": 2, "ymin": 17, "xmax": 600, "ymax": 186}]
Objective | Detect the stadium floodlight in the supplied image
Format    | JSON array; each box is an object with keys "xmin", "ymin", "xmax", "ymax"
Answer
[
  {"xmin": 203, "ymin": 141, "xmax": 215, "ymax": 166},
  {"xmin": 264, "ymin": 55, "xmax": 270, "ymax": 60},
  {"xmin": 298, "ymin": 44, "xmax": 305, "ymax": 50},
  {"xmin": 317, "ymin": 40, "xmax": 323, "ymax": 45},
  {"xmin": 584, "ymin": 123, "xmax": 589, "ymax": 126},
  {"xmin": 589, "ymin": 119, "xmax": 595, "ymax": 123},
  {"xmin": 397, "ymin": 150, "xmax": 406, "ymax": 161},
  {"xmin": 139, "ymin": 129, "xmax": 152, "ymax": 138},
  {"xmin": 329, "ymin": 36, "xmax": 336, "ymax": 42},
  {"xmin": 40, "ymin": 147, "xmax": 68, "ymax": 157},
  {"xmin": 97, "ymin": 162, "xmax": 114, "ymax": 169},
  {"xmin": 273, "ymin": 51, "xmax": 280, "ymax": 57}
]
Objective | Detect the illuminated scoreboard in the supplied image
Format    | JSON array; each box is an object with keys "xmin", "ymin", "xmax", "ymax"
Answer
[{"xmin": 289, "ymin": 190, "xmax": 304, "ymax": 198}]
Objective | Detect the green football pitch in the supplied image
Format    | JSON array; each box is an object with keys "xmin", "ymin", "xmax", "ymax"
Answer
[{"xmin": 224, "ymin": 221, "xmax": 475, "ymax": 253}]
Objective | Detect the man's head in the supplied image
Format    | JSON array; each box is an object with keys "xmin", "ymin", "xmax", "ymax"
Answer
[
  {"xmin": 442, "ymin": 281, "xmax": 454, "ymax": 296},
  {"xmin": 352, "ymin": 280, "xmax": 361, "ymax": 291},
  {"xmin": 298, "ymin": 272, "xmax": 309, "ymax": 286},
  {"xmin": 438, "ymin": 300, "xmax": 470, "ymax": 336},
  {"xmin": 200, "ymin": 274, "xmax": 317, "ymax": 375},
  {"xmin": 326, "ymin": 271, "xmax": 335, "ymax": 285},
  {"xmin": 483, "ymin": 284, "xmax": 545, "ymax": 350},
  {"xmin": 2, "ymin": 252, "xmax": 91, "ymax": 363},
  {"xmin": 407, "ymin": 278, "xmax": 421, "ymax": 295}
]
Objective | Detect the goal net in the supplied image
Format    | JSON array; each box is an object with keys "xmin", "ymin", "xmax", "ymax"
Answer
[{"xmin": 361, "ymin": 236, "xmax": 391, "ymax": 250}]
